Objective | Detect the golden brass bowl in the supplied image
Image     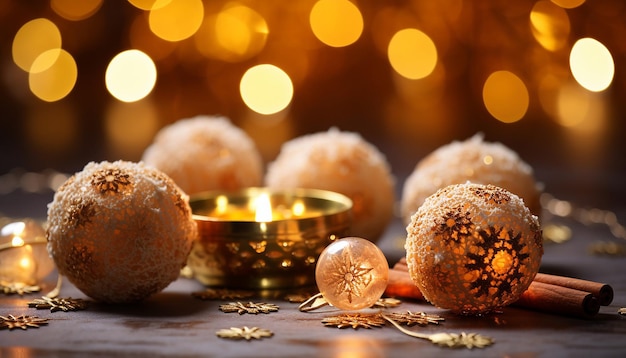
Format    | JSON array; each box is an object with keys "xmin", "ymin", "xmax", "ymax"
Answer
[{"xmin": 188, "ymin": 188, "xmax": 353, "ymax": 289}]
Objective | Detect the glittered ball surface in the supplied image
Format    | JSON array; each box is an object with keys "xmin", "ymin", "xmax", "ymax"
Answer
[
  {"xmin": 405, "ymin": 183, "xmax": 543, "ymax": 315},
  {"xmin": 46, "ymin": 161, "xmax": 198, "ymax": 303},
  {"xmin": 266, "ymin": 128, "xmax": 395, "ymax": 242},
  {"xmin": 142, "ymin": 115, "xmax": 263, "ymax": 195},
  {"xmin": 401, "ymin": 134, "xmax": 541, "ymax": 224},
  {"xmin": 316, "ymin": 237, "xmax": 389, "ymax": 310}
]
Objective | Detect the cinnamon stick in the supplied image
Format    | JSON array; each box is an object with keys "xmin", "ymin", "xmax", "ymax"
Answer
[
  {"xmin": 513, "ymin": 281, "xmax": 600, "ymax": 318},
  {"xmin": 386, "ymin": 257, "xmax": 610, "ymax": 318},
  {"xmin": 533, "ymin": 272, "xmax": 613, "ymax": 306},
  {"xmin": 385, "ymin": 269, "xmax": 424, "ymax": 300}
]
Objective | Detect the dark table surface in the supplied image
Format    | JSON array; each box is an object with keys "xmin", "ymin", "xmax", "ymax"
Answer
[{"xmin": 1, "ymin": 191, "xmax": 625, "ymax": 358}]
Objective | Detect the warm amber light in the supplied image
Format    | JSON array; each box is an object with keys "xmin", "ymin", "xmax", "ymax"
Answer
[
  {"xmin": 569, "ymin": 38, "xmax": 614, "ymax": 92},
  {"xmin": 388, "ymin": 28, "xmax": 437, "ymax": 80},
  {"xmin": 128, "ymin": 0, "xmax": 172, "ymax": 10},
  {"xmin": 149, "ymin": 0, "xmax": 203, "ymax": 42},
  {"xmin": 215, "ymin": 195, "xmax": 229, "ymax": 215},
  {"xmin": 104, "ymin": 99, "xmax": 159, "ymax": 158},
  {"xmin": 530, "ymin": 1, "xmax": 570, "ymax": 51},
  {"xmin": 556, "ymin": 81, "xmax": 606, "ymax": 130},
  {"xmin": 215, "ymin": 3, "xmax": 268, "ymax": 60},
  {"xmin": 105, "ymin": 50, "xmax": 157, "ymax": 102},
  {"xmin": 491, "ymin": 250, "xmax": 513, "ymax": 275},
  {"xmin": 240, "ymin": 64, "xmax": 293, "ymax": 115},
  {"xmin": 482, "ymin": 71, "xmax": 529, "ymax": 123},
  {"xmin": 551, "ymin": 0, "xmax": 585, "ymax": 9},
  {"xmin": 51, "ymin": 0, "xmax": 102, "ymax": 21},
  {"xmin": 12, "ymin": 18, "xmax": 62, "ymax": 72},
  {"xmin": 195, "ymin": 3, "xmax": 268, "ymax": 62},
  {"xmin": 29, "ymin": 49, "xmax": 77, "ymax": 102},
  {"xmin": 254, "ymin": 193, "xmax": 273, "ymax": 222},
  {"xmin": 292, "ymin": 200, "xmax": 306, "ymax": 217},
  {"xmin": 11, "ymin": 236, "xmax": 25, "ymax": 247},
  {"xmin": 310, "ymin": 0, "xmax": 363, "ymax": 47}
]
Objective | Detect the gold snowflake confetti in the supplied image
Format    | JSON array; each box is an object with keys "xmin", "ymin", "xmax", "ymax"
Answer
[
  {"xmin": 372, "ymin": 297, "xmax": 402, "ymax": 308},
  {"xmin": 322, "ymin": 313, "xmax": 385, "ymax": 329},
  {"xmin": 27, "ymin": 296, "xmax": 88, "ymax": 312},
  {"xmin": 0, "ymin": 281, "xmax": 41, "ymax": 296},
  {"xmin": 0, "ymin": 315, "xmax": 49, "ymax": 330},
  {"xmin": 192, "ymin": 288, "xmax": 255, "ymax": 301},
  {"xmin": 381, "ymin": 314, "xmax": 494, "ymax": 349},
  {"xmin": 385, "ymin": 311, "xmax": 444, "ymax": 326},
  {"xmin": 219, "ymin": 302, "xmax": 279, "ymax": 315},
  {"xmin": 428, "ymin": 332, "xmax": 494, "ymax": 349},
  {"xmin": 216, "ymin": 326, "xmax": 273, "ymax": 340}
]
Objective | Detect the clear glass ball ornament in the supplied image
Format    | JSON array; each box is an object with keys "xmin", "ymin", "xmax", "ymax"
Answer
[
  {"xmin": 0, "ymin": 220, "xmax": 55, "ymax": 285},
  {"xmin": 315, "ymin": 237, "xmax": 389, "ymax": 310}
]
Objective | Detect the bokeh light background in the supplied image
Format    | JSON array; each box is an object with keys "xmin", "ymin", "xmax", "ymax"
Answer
[{"xmin": 1, "ymin": 0, "xmax": 625, "ymax": 217}]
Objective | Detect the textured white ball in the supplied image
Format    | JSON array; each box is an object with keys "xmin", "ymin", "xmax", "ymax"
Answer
[
  {"xmin": 46, "ymin": 161, "xmax": 197, "ymax": 303},
  {"xmin": 401, "ymin": 134, "xmax": 541, "ymax": 224},
  {"xmin": 405, "ymin": 183, "xmax": 543, "ymax": 314},
  {"xmin": 142, "ymin": 115, "xmax": 263, "ymax": 195},
  {"xmin": 265, "ymin": 128, "xmax": 395, "ymax": 242}
]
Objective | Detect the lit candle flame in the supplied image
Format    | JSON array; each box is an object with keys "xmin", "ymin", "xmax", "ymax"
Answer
[
  {"xmin": 215, "ymin": 195, "xmax": 229, "ymax": 215},
  {"xmin": 255, "ymin": 193, "xmax": 273, "ymax": 222},
  {"xmin": 292, "ymin": 200, "xmax": 305, "ymax": 216}
]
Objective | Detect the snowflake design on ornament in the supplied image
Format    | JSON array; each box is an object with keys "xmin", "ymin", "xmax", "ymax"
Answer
[
  {"xmin": 91, "ymin": 168, "xmax": 132, "ymax": 194},
  {"xmin": 65, "ymin": 199, "xmax": 95, "ymax": 228},
  {"xmin": 436, "ymin": 208, "xmax": 473, "ymax": 242},
  {"xmin": 465, "ymin": 226, "xmax": 529, "ymax": 298},
  {"xmin": 472, "ymin": 186, "xmax": 511, "ymax": 206},
  {"xmin": 324, "ymin": 246, "xmax": 373, "ymax": 303}
]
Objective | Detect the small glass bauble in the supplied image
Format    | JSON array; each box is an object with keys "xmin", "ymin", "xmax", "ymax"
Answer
[
  {"xmin": 0, "ymin": 220, "xmax": 55, "ymax": 285},
  {"xmin": 315, "ymin": 237, "xmax": 389, "ymax": 310}
]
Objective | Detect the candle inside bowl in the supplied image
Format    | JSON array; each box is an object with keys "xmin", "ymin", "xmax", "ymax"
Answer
[{"xmin": 188, "ymin": 188, "xmax": 353, "ymax": 289}]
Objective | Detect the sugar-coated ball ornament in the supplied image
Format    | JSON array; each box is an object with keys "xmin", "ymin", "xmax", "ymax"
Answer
[
  {"xmin": 405, "ymin": 183, "xmax": 543, "ymax": 315},
  {"xmin": 46, "ymin": 161, "xmax": 198, "ymax": 303},
  {"xmin": 401, "ymin": 134, "xmax": 542, "ymax": 224},
  {"xmin": 142, "ymin": 115, "xmax": 263, "ymax": 195},
  {"xmin": 316, "ymin": 237, "xmax": 389, "ymax": 310},
  {"xmin": 266, "ymin": 128, "xmax": 395, "ymax": 242}
]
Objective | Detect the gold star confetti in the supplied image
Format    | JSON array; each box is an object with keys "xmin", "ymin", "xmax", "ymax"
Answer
[
  {"xmin": 0, "ymin": 315, "xmax": 49, "ymax": 330},
  {"xmin": 216, "ymin": 326, "xmax": 273, "ymax": 340},
  {"xmin": 219, "ymin": 302, "xmax": 279, "ymax": 315},
  {"xmin": 0, "ymin": 281, "xmax": 41, "ymax": 296},
  {"xmin": 381, "ymin": 314, "xmax": 494, "ymax": 349},
  {"xmin": 27, "ymin": 296, "xmax": 88, "ymax": 312},
  {"xmin": 322, "ymin": 313, "xmax": 385, "ymax": 329},
  {"xmin": 192, "ymin": 288, "xmax": 255, "ymax": 301},
  {"xmin": 428, "ymin": 332, "xmax": 494, "ymax": 349},
  {"xmin": 385, "ymin": 311, "xmax": 444, "ymax": 326},
  {"xmin": 372, "ymin": 297, "xmax": 402, "ymax": 308}
]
